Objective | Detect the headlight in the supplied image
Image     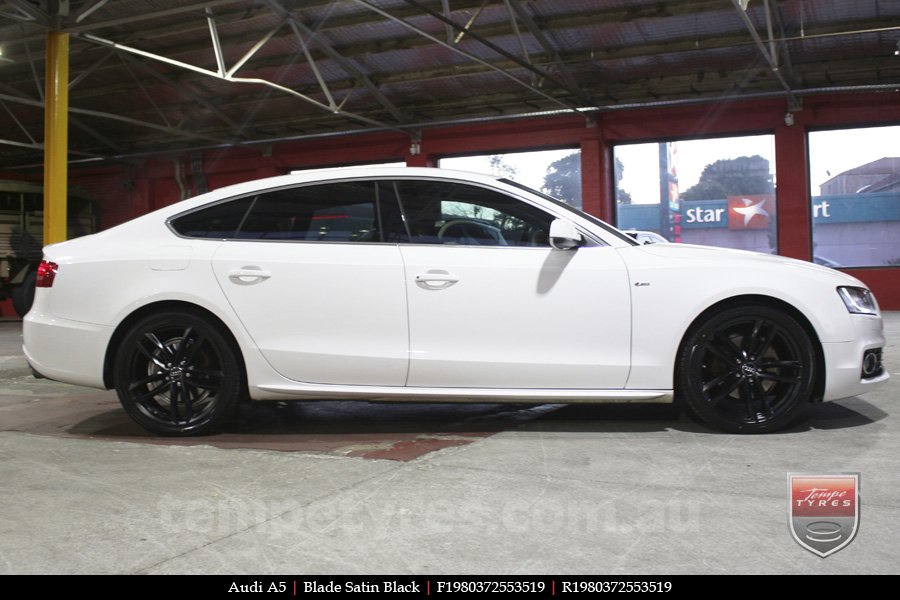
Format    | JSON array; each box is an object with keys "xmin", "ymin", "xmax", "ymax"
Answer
[{"xmin": 838, "ymin": 286, "xmax": 879, "ymax": 315}]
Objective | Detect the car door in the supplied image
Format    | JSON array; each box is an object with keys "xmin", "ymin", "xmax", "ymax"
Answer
[
  {"xmin": 389, "ymin": 179, "xmax": 632, "ymax": 390},
  {"xmin": 209, "ymin": 180, "xmax": 409, "ymax": 386}
]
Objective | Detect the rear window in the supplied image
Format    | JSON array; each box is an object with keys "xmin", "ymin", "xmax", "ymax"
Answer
[{"xmin": 169, "ymin": 196, "xmax": 254, "ymax": 238}]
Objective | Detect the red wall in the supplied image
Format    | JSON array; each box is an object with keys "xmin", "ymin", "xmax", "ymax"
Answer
[{"xmin": 66, "ymin": 92, "xmax": 900, "ymax": 308}]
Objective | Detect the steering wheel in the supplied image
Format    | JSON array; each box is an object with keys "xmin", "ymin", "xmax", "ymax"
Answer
[{"xmin": 437, "ymin": 219, "xmax": 507, "ymax": 245}]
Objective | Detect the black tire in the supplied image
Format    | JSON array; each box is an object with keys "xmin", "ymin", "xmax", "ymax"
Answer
[
  {"xmin": 12, "ymin": 270, "xmax": 36, "ymax": 318},
  {"xmin": 113, "ymin": 310, "xmax": 243, "ymax": 436},
  {"xmin": 676, "ymin": 304, "xmax": 816, "ymax": 433}
]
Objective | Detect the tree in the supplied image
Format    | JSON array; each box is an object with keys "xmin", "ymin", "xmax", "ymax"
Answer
[
  {"xmin": 541, "ymin": 152, "xmax": 632, "ymax": 206},
  {"xmin": 614, "ymin": 157, "xmax": 632, "ymax": 205},
  {"xmin": 680, "ymin": 155, "xmax": 774, "ymax": 200},
  {"xmin": 542, "ymin": 152, "xmax": 581, "ymax": 206},
  {"xmin": 488, "ymin": 155, "xmax": 518, "ymax": 180}
]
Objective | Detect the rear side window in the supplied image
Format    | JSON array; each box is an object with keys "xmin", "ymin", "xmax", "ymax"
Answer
[
  {"xmin": 236, "ymin": 181, "xmax": 380, "ymax": 242},
  {"xmin": 169, "ymin": 196, "xmax": 254, "ymax": 238}
]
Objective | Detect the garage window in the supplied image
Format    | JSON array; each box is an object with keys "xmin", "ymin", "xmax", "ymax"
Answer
[
  {"xmin": 809, "ymin": 125, "xmax": 900, "ymax": 268},
  {"xmin": 615, "ymin": 135, "xmax": 777, "ymax": 253},
  {"xmin": 440, "ymin": 149, "xmax": 583, "ymax": 209}
]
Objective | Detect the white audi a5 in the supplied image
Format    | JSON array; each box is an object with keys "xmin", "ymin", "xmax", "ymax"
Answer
[{"xmin": 24, "ymin": 167, "xmax": 887, "ymax": 435}]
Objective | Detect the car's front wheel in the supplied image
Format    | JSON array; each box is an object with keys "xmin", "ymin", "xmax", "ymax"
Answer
[
  {"xmin": 114, "ymin": 310, "xmax": 243, "ymax": 436},
  {"xmin": 676, "ymin": 304, "xmax": 817, "ymax": 433}
]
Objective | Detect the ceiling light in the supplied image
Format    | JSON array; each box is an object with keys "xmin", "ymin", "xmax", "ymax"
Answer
[{"xmin": 895, "ymin": 41, "xmax": 900, "ymax": 56}]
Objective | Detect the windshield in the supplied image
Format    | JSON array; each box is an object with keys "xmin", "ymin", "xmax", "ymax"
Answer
[{"xmin": 498, "ymin": 178, "xmax": 637, "ymax": 245}]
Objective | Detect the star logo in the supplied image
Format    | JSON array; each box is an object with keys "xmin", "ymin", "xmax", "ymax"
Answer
[{"xmin": 727, "ymin": 195, "xmax": 774, "ymax": 229}]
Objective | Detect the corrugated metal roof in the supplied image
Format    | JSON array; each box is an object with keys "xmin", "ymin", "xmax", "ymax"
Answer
[{"xmin": 0, "ymin": 0, "xmax": 898, "ymax": 167}]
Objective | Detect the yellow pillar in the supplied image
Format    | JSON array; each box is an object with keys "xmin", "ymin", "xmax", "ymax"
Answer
[{"xmin": 43, "ymin": 31, "xmax": 69, "ymax": 245}]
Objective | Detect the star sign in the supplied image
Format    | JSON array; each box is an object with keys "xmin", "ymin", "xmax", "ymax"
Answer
[{"xmin": 733, "ymin": 197, "xmax": 769, "ymax": 226}]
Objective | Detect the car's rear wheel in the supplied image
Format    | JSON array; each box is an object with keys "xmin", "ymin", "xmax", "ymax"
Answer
[
  {"xmin": 114, "ymin": 310, "xmax": 243, "ymax": 436},
  {"xmin": 676, "ymin": 305, "xmax": 816, "ymax": 433}
]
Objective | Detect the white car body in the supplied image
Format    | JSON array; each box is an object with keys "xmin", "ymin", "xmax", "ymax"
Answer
[{"xmin": 23, "ymin": 167, "xmax": 887, "ymax": 434}]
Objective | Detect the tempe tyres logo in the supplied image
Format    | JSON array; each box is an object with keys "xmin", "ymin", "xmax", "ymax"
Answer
[{"xmin": 788, "ymin": 473, "xmax": 859, "ymax": 557}]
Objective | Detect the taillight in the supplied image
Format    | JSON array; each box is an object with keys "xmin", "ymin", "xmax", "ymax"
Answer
[{"xmin": 36, "ymin": 260, "xmax": 58, "ymax": 288}]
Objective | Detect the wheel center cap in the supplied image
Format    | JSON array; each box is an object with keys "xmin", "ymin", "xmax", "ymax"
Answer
[
  {"xmin": 741, "ymin": 363, "xmax": 757, "ymax": 378},
  {"xmin": 169, "ymin": 366, "xmax": 184, "ymax": 379}
]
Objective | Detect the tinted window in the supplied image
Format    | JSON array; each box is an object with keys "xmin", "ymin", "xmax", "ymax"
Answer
[
  {"xmin": 236, "ymin": 181, "xmax": 379, "ymax": 242},
  {"xmin": 170, "ymin": 196, "xmax": 254, "ymax": 238},
  {"xmin": 390, "ymin": 180, "xmax": 552, "ymax": 246}
]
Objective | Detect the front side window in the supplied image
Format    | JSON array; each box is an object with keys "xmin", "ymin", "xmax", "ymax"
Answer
[{"xmin": 387, "ymin": 180, "xmax": 553, "ymax": 247}]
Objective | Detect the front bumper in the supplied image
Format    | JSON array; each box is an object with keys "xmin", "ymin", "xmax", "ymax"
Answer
[{"xmin": 821, "ymin": 314, "xmax": 889, "ymax": 401}]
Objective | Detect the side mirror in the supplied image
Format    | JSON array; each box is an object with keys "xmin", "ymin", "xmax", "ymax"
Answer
[{"xmin": 549, "ymin": 218, "xmax": 582, "ymax": 250}]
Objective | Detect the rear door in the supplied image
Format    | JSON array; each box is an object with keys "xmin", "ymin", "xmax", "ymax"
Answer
[{"xmin": 207, "ymin": 180, "xmax": 409, "ymax": 386}]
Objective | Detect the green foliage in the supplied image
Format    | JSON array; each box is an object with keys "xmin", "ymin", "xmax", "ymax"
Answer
[
  {"xmin": 541, "ymin": 152, "xmax": 632, "ymax": 206},
  {"xmin": 680, "ymin": 155, "xmax": 774, "ymax": 201}
]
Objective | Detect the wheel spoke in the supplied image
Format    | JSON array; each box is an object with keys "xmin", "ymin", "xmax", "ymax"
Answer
[
  {"xmin": 748, "ymin": 320, "xmax": 778, "ymax": 359},
  {"xmin": 757, "ymin": 371, "xmax": 801, "ymax": 384},
  {"xmin": 172, "ymin": 327, "xmax": 194, "ymax": 364},
  {"xmin": 755, "ymin": 380, "xmax": 775, "ymax": 418},
  {"xmin": 707, "ymin": 373, "xmax": 742, "ymax": 404},
  {"xmin": 183, "ymin": 383, "xmax": 195, "ymax": 421},
  {"xmin": 128, "ymin": 372, "xmax": 166, "ymax": 392},
  {"xmin": 744, "ymin": 319, "xmax": 763, "ymax": 354},
  {"xmin": 190, "ymin": 368, "xmax": 223, "ymax": 391},
  {"xmin": 133, "ymin": 381, "xmax": 168, "ymax": 403},
  {"xmin": 739, "ymin": 380, "xmax": 756, "ymax": 421},
  {"xmin": 758, "ymin": 359, "xmax": 803, "ymax": 370},
  {"xmin": 183, "ymin": 332, "xmax": 207, "ymax": 365},
  {"xmin": 169, "ymin": 382, "xmax": 180, "ymax": 421},
  {"xmin": 707, "ymin": 333, "xmax": 743, "ymax": 364},
  {"xmin": 136, "ymin": 339, "xmax": 168, "ymax": 370}
]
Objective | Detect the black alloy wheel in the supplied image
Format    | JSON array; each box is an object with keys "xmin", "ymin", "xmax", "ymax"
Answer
[
  {"xmin": 114, "ymin": 310, "xmax": 243, "ymax": 436},
  {"xmin": 676, "ymin": 305, "xmax": 817, "ymax": 433}
]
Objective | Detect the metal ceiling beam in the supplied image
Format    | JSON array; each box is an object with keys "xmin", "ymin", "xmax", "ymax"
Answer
[
  {"xmin": 122, "ymin": 55, "xmax": 244, "ymax": 135},
  {"xmin": 0, "ymin": 91, "xmax": 233, "ymax": 144},
  {"xmin": 0, "ymin": 97, "xmax": 35, "ymax": 143},
  {"xmin": 75, "ymin": 0, "xmax": 110, "ymax": 24},
  {"xmin": 262, "ymin": 0, "xmax": 408, "ymax": 122},
  {"xmin": 78, "ymin": 31, "xmax": 406, "ymax": 133},
  {"xmin": 61, "ymin": 0, "xmax": 244, "ymax": 33},
  {"xmin": 504, "ymin": 0, "xmax": 585, "ymax": 101},
  {"xmin": 351, "ymin": 0, "xmax": 586, "ymax": 116},
  {"xmin": 4, "ymin": 0, "xmax": 48, "ymax": 23},
  {"xmin": 731, "ymin": 0, "xmax": 799, "ymax": 108},
  {"xmin": 398, "ymin": 0, "xmax": 592, "ymax": 106}
]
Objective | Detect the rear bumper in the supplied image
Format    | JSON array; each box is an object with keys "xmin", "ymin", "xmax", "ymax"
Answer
[
  {"xmin": 23, "ymin": 311, "xmax": 111, "ymax": 389},
  {"xmin": 822, "ymin": 314, "xmax": 889, "ymax": 401}
]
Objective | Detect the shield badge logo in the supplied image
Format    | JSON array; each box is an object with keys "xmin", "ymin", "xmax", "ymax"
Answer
[{"xmin": 788, "ymin": 473, "xmax": 859, "ymax": 557}]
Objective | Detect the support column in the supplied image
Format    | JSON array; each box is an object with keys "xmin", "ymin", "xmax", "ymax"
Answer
[
  {"xmin": 774, "ymin": 112, "xmax": 811, "ymax": 260},
  {"xmin": 580, "ymin": 123, "xmax": 613, "ymax": 222},
  {"xmin": 43, "ymin": 31, "xmax": 69, "ymax": 245}
]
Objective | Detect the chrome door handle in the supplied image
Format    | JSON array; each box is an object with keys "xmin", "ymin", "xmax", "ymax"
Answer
[
  {"xmin": 229, "ymin": 267, "xmax": 271, "ymax": 284},
  {"xmin": 415, "ymin": 272, "xmax": 459, "ymax": 289}
]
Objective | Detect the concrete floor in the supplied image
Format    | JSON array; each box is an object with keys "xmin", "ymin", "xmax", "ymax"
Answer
[{"xmin": 0, "ymin": 315, "xmax": 897, "ymax": 574}]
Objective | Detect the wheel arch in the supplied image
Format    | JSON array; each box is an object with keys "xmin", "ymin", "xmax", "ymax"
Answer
[
  {"xmin": 675, "ymin": 294, "xmax": 826, "ymax": 403},
  {"xmin": 102, "ymin": 300, "xmax": 247, "ymax": 390}
]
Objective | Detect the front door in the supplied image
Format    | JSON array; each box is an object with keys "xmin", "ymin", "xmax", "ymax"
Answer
[{"xmin": 390, "ymin": 179, "xmax": 631, "ymax": 389}]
